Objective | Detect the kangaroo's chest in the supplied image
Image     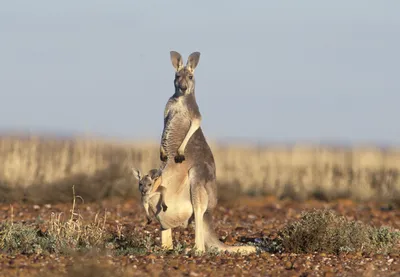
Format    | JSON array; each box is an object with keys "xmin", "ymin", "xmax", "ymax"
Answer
[{"xmin": 162, "ymin": 100, "xmax": 191, "ymax": 156}]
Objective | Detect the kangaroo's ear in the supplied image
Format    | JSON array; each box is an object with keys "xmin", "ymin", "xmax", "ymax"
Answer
[
  {"xmin": 170, "ymin": 51, "xmax": 183, "ymax": 71},
  {"xmin": 186, "ymin": 52, "xmax": 200, "ymax": 72},
  {"xmin": 148, "ymin": 169, "xmax": 161, "ymax": 180},
  {"xmin": 131, "ymin": 168, "xmax": 142, "ymax": 181}
]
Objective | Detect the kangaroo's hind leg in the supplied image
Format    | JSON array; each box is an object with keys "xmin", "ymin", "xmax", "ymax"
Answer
[{"xmin": 189, "ymin": 165, "xmax": 211, "ymax": 254}]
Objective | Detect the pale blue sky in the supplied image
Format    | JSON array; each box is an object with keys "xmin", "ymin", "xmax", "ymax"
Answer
[{"xmin": 1, "ymin": 1, "xmax": 399, "ymax": 144}]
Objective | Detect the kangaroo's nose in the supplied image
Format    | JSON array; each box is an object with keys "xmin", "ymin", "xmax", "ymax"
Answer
[{"xmin": 179, "ymin": 81, "xmax": 187, "ymax": 91}]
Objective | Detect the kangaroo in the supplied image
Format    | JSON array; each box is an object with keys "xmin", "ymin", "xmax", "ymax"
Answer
[
  {"xmin": 132, "ymin": 167, "xmax": 168, "ymax": 224},
  {"xmin": 145, "ymin": 51, "xmax": 256, "ymax": 254}
]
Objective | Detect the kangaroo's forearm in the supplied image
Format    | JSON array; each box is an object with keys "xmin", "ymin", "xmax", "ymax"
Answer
[
  {"xmin": 160, "ymin": 143, "xmax": 167, "ymax": 157},
  {"xmin": 143, "ymin": 201, "xmax": 151, "ymax": 217},
  {"xmin": 160, "ymin": 123, "xmax": 168, "ymax": 161},
  {"xmin": 159, "ymin": 186, "xmax": 167, "ymax": 202},
  {"xmin": 178, "ymin": 117, "xmax": 201, "ymax": 154},
  {"xmin": 160, "ymin": 104, "xmax": 171, "ymax": 161}
]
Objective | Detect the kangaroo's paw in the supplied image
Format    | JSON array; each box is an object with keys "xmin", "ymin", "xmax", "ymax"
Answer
[
  {"xmin": 160, "ymin": 153, "xmax": 168, "ymax": 162},
  {"xmin": 174, "ymin": 153, "xmax": 185, "ymax": 163}
]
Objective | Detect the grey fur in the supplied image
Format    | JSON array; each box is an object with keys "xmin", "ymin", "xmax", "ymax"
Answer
[
  {"xmin": 186, "ymin": 52, "xmax": 200, "ymax": 71},
  {"xmin": 132, "ymin": 167, "xmax": 167, "ymax": 224},
  {"xmin": 151, "ymin": 51, "xmax": 256, "ymax": 254},
  {"xmin": 170, "ymin": 51, "xmax": 183, "ymax": 72}
]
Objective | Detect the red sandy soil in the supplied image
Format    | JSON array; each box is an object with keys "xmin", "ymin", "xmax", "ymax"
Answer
[{"xmin": 0, "ymin": 196, "xmax": 399, "ymax": 277}]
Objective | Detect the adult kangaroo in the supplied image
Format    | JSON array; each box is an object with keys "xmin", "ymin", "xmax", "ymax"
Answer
[{"xmin": 147, "ymin": 51, "xmax": 256, "ymax": 254}]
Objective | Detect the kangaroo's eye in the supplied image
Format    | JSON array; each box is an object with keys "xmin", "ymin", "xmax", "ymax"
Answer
[{"xmin": 188, "ymin": 75, "xmax": 193, "ymax": 80}]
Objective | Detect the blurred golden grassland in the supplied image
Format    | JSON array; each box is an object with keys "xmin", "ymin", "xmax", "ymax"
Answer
[{"xmin": 0, "ymin": 135, "xmax": 399, "ymax": 204}]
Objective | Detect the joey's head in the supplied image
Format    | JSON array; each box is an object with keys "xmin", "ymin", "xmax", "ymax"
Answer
[
  {"xmin": 170, "ymin": 51, "xmax": 200, "ymax": 95},
  {"xmin": 132, "ymin": 168, "xmax": 161, "ymax": 196}
]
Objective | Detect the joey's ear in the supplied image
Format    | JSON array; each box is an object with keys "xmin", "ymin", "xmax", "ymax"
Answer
[
  {"xmin": 148, "ymin": 169, "xmax": 161, "ymax": 180},
  {"xmin": 131, "ymin": 168, "xmax": 142, "ymax": 181},
  {"xmin": 170, "ymin": 51, "xmax": 183, "ymax": 71},
  {"xmin": 186, "ymin": 52, "xmax": 200, "ymax": 72}
]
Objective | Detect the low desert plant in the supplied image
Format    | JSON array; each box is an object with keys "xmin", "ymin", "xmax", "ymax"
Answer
[
  {"xmin": 0, "ymin": 186, "xmax": 161, "ymax": 257},
  {"xmin": 0, "ymin": 205, "xmax": 58, "ymax": 254},
  {"xmin": 281, "ymin": 209, "xmax": 400, "ymax": 254},
  {"xmin": 109, "ymin": 223, "xmax": 155, "ymax": 256},
  {"xmin": 0, "ymin": 187, "xmax": 110, "ymax": 255},
  {"xmin": 0, "ymin": 221, "xmax": 58, "ymax": 255}
]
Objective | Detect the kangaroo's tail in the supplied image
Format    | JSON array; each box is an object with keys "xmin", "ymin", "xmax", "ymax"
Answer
[{"xmin": 203, "ymin": 211, "xmax": 256, "ymax": 254}]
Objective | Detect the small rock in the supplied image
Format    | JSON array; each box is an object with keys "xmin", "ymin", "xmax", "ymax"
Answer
[
  {"xmin": 224, "ymin": 234, "xmax": 235, "ymax": 244},
  {"xmin": 284, "ymin": 261, "xmax": 293, "ymax": 270},
  {"xmin": 321, "ymin": 265, "xmax": 334, "ymax": 272},
  {"xmin": 260, "ymin": 252, "xmax": 270, "ymax": 260},
  {"xmin": 235, "ymin": 226, "xmax": 246, "ymax": 231},
  {"xmin": 147, "ymin": 254, "xmax": 157, "ymax": 260},
  {"xmin": 169, "ymin": 260, "xmax": 179, "ymax": 268}
]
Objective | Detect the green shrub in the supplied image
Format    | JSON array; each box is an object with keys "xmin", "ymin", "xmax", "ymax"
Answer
[
  {"xmin": 281, "ymin": 209, "xmax": 400, "ymax": 254},
  {"xmin": 0, "ymin": 222, "xmax": 57, "ymax": 255}
]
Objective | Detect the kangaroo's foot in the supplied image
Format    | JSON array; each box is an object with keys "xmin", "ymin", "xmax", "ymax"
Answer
[
  {"xmin": 193, "ymin": 247, "xmax": 205, "ymax": 256},
  {"xmin": 161, "ymin": 229, "xmax": 173, "ymax": 250}
]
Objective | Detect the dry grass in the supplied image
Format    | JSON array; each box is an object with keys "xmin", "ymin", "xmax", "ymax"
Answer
[
  {"xmin": 47, "ymin": 185, "xmax": 108, "ymax": 251},
  {"xmin": 0, "ymin": 188, "xmax": 108, "ymax": 255},
  {"xmin": 281, "ymin": 209, "xmax": 400, "ymax": 254},
  {"xmin": 1, "ymin": 135, "xmax": 400, "ymax": 204},
  {"xmin": 0, "ymin": 186, "xmax": 156, "ymax": 256}
]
